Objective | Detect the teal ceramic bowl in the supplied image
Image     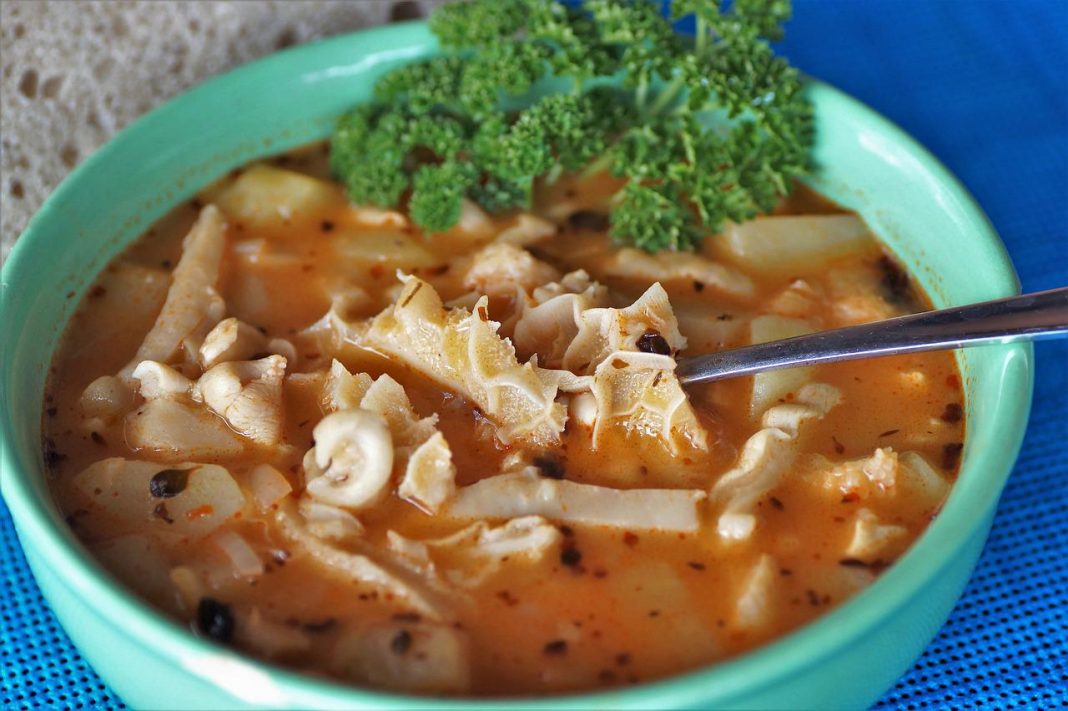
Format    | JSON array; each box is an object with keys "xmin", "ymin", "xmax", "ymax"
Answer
[{"xmin": 0, "ymin": 22, "xmax": 1032, "ymax": 710}]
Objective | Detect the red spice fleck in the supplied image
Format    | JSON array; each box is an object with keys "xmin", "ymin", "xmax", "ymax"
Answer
[
  {"xmin": 946, "ymin": 374, "xmax": 961, "ymax": 390},
  {"xmin": 185, "ymin": 504, "xmax": 214, "ymax": 521},
  {"xmin": 622, "ymin": 532, "xmax": 639, "ymax": 547}
]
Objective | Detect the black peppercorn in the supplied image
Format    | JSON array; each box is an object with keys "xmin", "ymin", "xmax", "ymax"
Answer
[
  {"xmin": 197, "ymin": 597, "xmax": 234, "ymax": 643},
  {"xmin": 566, "ymin": 210, "xmax": 610, "ymax": 232},
  {"xmin": 636, "ymin": 331, "xmax": 672, "ymax": 355},
  {"xmin": 533, "ymin": 455, "xmax": 565, "ymax": 480},
  {"xmin": 560, "ymin": 547, "xmax": 583, "ymax": 567},
  {"xmin": 149, "ymin": 469, "xmax": 189, "ymax": 498},
  {"xmin": 391, "ymin": 629, "xmax": 413, "ymax": 655}
]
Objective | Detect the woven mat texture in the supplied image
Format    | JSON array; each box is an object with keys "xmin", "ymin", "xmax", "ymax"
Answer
[{"xmin": 2, "ymin": 0, "xmax": 1066, "ymax": 708}]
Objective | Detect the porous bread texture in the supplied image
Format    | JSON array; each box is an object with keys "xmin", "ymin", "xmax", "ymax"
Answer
[{"xmin": 0, "ymin": 0, "xmax": 443, "ymax": 261}]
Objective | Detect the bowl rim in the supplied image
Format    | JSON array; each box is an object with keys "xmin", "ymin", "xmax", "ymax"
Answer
[{"xmin": 0, "ymin": 21, "xmax": 1032, "ymax": 710}]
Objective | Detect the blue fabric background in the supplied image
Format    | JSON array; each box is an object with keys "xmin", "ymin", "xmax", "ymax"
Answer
[{"xmin": 2, "ymin": 1, "xmax": 1065, "ymax": 708}]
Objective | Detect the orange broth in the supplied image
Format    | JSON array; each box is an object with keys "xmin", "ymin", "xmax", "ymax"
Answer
[{"xmin": 43, "ymin": 143, "xmax": 964, "ymax": 695}]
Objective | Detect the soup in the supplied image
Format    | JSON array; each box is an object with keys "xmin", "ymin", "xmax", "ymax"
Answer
[{"xmin": 43, "ymin": 146, "xmax": 964, "ymax": 695}]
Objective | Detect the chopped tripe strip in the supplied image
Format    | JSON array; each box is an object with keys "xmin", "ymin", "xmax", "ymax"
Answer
[
  {"xmin": 131, "ymin": 361, "xmax": 195, "ymax": 400},
  {"xmin": 119, "ymin": 205, "xmax": 228, "ymax": 380},
  {"xmin": 398, "ymin": 432, "xmax": 457, "ymax": 514},
  {"xmin": 447, "ymin": 467, "xmax": 705, "ymax": 532},
  {"xmin": 463, "ymin": 242, "xmax": 561, "ymax": 298},
  {"xmin": 298, "ymin": 498, "xmax": 364, "ymax": 541},
  {"xmin": 512, "ymin": 270, "xmax": 609, "ymax": 367},
  {"xmin": 388, "ymin": 516, "xmax": 561, "ymax": 589},
  {"xmin": 712, "ymin": 383, "xmax": 843, "ymax": 541},
  {"xmin": 527, "ymin": 282, "xmax": 709, "ymax": 454},
  {"xmin": 362, "ymin": 274, "xmax": 565, "ymax": 446},
  {"xmin": 198, "ymin": 317, "xmax": 269, "ymax": 368},
  {"xmin": 824, "ymin": 447, "xmax": 899, "ymax": 498},
  {"xmin": 321, "ymin": 359, "xmax": 374, "ymax": 413},
  {"xmin": 563, "ymin": 282, "xmax": 687, "ymax": 374},
  {"xmin": 360, "ymin": 373, "xmax": 439, "ymax": 454},
  {"xmin": 274, "ymin": 500, "xmax": 445, "ymax": 619},
  {"xmin": 301, "ymin": 287, "xmax": 373, "ymax": 350},
  {"xmin": 845, "ymin": 509, "xmax": 907, "ymax": 562},
  {"xmin": 196, "ymin": 355, "xmax": 288, "ymax": 446},
  {"xmin": 812, "ymin": 449, "xmax": 947, "ymax": 507},
  {"xmin": 590, "ymin": 351, "xmax": 708, "ymax": 454}
]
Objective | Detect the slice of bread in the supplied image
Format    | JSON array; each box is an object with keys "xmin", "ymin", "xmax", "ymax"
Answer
[{"xmin": 1, "ymin": 0, "xmax": 439, "ymax": 260}]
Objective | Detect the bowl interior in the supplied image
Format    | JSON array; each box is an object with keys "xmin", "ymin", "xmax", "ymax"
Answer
[{"xmin": 0, "ymin": 21, "xmax": 1032, "ymax": 710}]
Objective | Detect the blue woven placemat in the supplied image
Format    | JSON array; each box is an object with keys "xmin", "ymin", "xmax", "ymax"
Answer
[{"xmin": 2, "ymin": 1, "xmax": 1066, "ymax": 708}]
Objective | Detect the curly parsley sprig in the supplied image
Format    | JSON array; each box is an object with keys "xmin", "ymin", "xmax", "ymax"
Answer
[{"xmin": 330, "ymin": 0, "xmax": 812, "ymax": 251}]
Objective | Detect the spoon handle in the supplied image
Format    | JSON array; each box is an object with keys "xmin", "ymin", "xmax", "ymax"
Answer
[{"xmin": 675, "ymin": 286, "xmax": 1068, "ymax": 386}]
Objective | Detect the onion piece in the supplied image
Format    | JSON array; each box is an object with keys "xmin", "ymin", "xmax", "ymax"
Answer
[
  {"xmin": 719, "ymin": 215, "xmax": 874, "ymax": 274},
  {"xmin": 211, "ymin": 530, "xmax": 264, "ymax": 578},
  {"xmin": 248, "ymin": 464, "xmax": 292, "ymax": 512}
]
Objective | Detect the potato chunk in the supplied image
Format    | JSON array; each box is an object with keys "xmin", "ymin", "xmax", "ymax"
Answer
[
  {"xmin": 719, "ymin": 215, "xmax": 874, "ymax": 274},
  {"xmin": 213, "ymin": 164, "xmax": 342, "ymax": 232},
  {"xmin": 72, "ymin": 458, "xmax": 245, "ymax": 538}
]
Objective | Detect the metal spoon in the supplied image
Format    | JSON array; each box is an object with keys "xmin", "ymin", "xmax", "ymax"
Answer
[{"xmin": 675, "ymin": 286, "xmax": 1068, "ymax": 386}]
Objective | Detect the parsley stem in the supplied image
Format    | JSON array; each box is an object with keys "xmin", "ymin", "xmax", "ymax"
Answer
[
  {"xmin": 648, "ymin": 74, "xmax": 686, "ymax": 117},
  {"xmin": 636, "ymin": 81, "xmax": 649, "ymax": 112},
  {"xmin": 581, "ymin": 151, "xmax": 614, "ymax": 179}
]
